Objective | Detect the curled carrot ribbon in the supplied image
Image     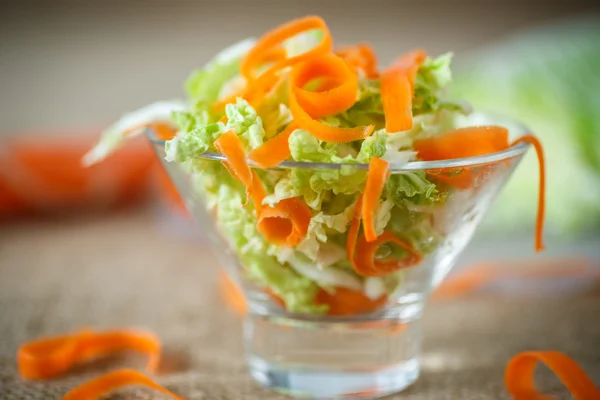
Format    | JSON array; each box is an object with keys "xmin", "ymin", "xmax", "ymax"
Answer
[
  {"xmin": 414, "ymin": 128, "xmax": 546, "ymax": 252},
  {"xmin": 62, "ymin": 369, "xmax": 184, "ymax": 400},
  {"xmin": 362, "ymin": 157, "xmax": 390, "ymax": 242},
  {"xmin": 215, "ymin": 132, "xmax": 312, "ymax": 247},
  {"xmin": 257, "ymin": 197, "xmax": 312, "ymax": 247},
  {"xmin": 381, "ymin": 49, "xmax": 427, "ymax": 133},
  {"xmin": 347, "ymin": 194, "xmax": 422, "ymax": 277},
  {"xmin": 505, "ymin": 351, "xmax": 600, "ymax": 400},
  {"xmin": 241, "ymin": 16, "xmax": 332, "ymax": 83},
  {"xmin": 335, "ymin": 43, "xmax": 379, "ymax": 78},
  {"xmin": 289, "ymin": 54, "xmax": 374, "ymax": 142},
  {"xmin": 17, "ymin": 329, "xmax": 161, "ymax": 380},
  {"xmin": 241, "ymin": 16, "xmax": 333, "ymax": 106}
]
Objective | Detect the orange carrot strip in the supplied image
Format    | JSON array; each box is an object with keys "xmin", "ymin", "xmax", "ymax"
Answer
[
  {"xmin": 335, "ymin": 43, "xmax": 379, "ymax": 78},
  {"xmin": 362, "ymin": 157, "xmax": 390, "ymax": 242},
  {"xmin": 147, "ymin": 123, "xmax": 178, "ymax": 141},
  {"xmin": 354, "ymin": 231, "xmax": 422, "ymax": 277},
  {"xmin": 414, "ymin": 125, "xmax": 510, "ymax": 189},
  {"xmin": 18, "ymin": 330, "xmax": 161, "ymax": 380},
  {"xmin": 241, "ymin": 16, "xmax": 332, "ymax": 82},
  {"xmin": 249, "ymin": 123, "xmax": 298, "ymax": 167},
  {"xmin": 249, "ymin": 170, "xmax": 267, "ymax": 214},
  {"xmin": 291, "ymin": 54, "xmax": 359, "ymax": 119},
  {"xmin": 505, "ymin": 351, "xmax": 600, "ymax": 400},
  {"xmin": 414, "ymin": 125, "xmax": 510, "ymax": 161},
  {"xmin": 213, "ymin": 94, "xmax": 244, "ymax": 115},
  {"xmin": 393, "ymin": 49, "xmax": 427, "ymax": 89},
  {"xmin": 123, "ymin": 122, "xmax": 177, "ymax": 141},
  {"xmin": 62, "ymin": 369, "xmax": 184, "ymax": 400},
  {"xmin": 288, "ymin": 55, "xmax": 374, "ymax": 143},
  {"xmin": 214, "ymin": 131, "xmax": 253, "ymax": 204},
  {"xmin": 257, "ymin": 197, "xmax": 312, "ymax": 246},
  {"xmin": 289, "ymin": 89, "xmax": 374, "ymax": 143},
  {"xmin": 414, "ymin": 128, "xmax": 545, "ymax": 252},
  {"xmin": 315, "ymin": 287, "xmax": 387, "ymax": 316},
  {"xmin": 511, "ymin": 134, "xmax": 546, "ymax": 252},
  {"xmin": 381, "ymin": 49, "xmax": 427, "ymax": 133}
]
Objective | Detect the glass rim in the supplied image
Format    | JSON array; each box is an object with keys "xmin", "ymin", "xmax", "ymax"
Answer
[{"xmin": 146, "ymin": 119, "xmax": 532, "ymax": 172}]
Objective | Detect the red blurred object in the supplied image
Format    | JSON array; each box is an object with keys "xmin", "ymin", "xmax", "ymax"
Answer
[{"xmin": 0, "ymin": 134, "xmax": 156, "ymax": 217}]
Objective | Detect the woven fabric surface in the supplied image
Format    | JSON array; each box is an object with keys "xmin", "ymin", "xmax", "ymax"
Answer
[{"xmin": 1, "ymin": 208, "xmax": 599, "ymax": 399}]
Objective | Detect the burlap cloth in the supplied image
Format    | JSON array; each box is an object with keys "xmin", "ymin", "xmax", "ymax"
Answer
[{"xmin": 1, "ymin": 208, "xmax": 599, "ymax": 399}]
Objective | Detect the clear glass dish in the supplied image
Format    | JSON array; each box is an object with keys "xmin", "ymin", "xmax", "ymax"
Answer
[{"xmin": 148, "ymin": 117, "xmax": 531, "ymax": 399}]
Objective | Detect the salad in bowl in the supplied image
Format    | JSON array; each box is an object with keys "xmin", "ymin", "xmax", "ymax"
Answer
[{"xmin": 85, "ymin": 15, "xmax": 545, "ymax": 398}]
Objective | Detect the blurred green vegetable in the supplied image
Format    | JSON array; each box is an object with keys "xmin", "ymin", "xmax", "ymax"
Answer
[{"xmin": 452, "ymin": 17, "xmax": 600, "ymax": 235}]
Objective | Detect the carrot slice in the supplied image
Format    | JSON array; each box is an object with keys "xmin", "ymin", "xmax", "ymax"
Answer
[
  {"xmin": 148, "ymin": 123, "xmax": 178, "ymax": 141},
  {"xmin": 249, "ymin": 123, "xmax": 298, "ymax": 167},
  {"xmin": 288, "ymin": 54, "xmax": 374, "ymax": 142},
  {"xmin": 512, "ymin": 134, "xmax": 545, "ymax": 252},
  {"xmin": 346, "ymin": 195, "xmax": 421, "ymax": 277},
  {"xmin": 289, "ymin": 89, "xmax": 374, "ymax": 142},
  {"xmin": 505, "ymin": 351, "xmax": 600, "ymax": 400},
  {"xmin": 241, "ymin": 16, "xmax": 332, "ymax": 82},
  {"xmin": 362, "ymin": 157, "xmax": 390, "ymax": 242},
  {"xmin": 353, "ymin": 231, "xmax": 422, "ymax": 277},
  {"xmin": 257, "ymin": 197, "xmax": 312, "ymax": 246},
  {"xmin": 315, "ymin": 287, "xmax": 387, "ymax": 316},
  {"xmin": 291, "ymin": 54, "xmax": 359, "ymax": 119},
  {"xmin": 414, "ymin": 125, "xmax": 510, "ymax": 161},
  {"xmin": 62, "ymin": 369, "xmax": 184, "ymax": 400},
  {"xmin": 381, "ymin": 49, "xmax": 427, "ymax": 133},
  {"xmin": 214, "ymin": 131, "xmax": 253, "ymax": 204},
  {"xmin": 335, "ymin": 43, "xmax": 379, "ymax": 78},
  {"xmin": 414, "ymin": 128, "xmax": 545, "ymax": 252},
  {"xmin": 18, "ymin": 330, "xmax": 160, "ymax": 380}
]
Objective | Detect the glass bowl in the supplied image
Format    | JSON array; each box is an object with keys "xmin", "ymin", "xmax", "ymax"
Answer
[{"xmin": 148, "ymin": 118, "xmax": 531, "ymax": 399}]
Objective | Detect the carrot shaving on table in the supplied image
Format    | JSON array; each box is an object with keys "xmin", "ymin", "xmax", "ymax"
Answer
[
  {"xmin": 433, "ymin": 258, "xmax": 600, "ymax": 300},
  {"xmin": 214, "ymin": 131, "xmax": 253, "ymax": 205},
  {"xmin": 249, "ymin": 123, "xmax": 298, "ymax": 167},
  {"xmin": 380, "ymin": 49, "xmax": 427, "ymax": 133},
  {"xmin": 362, "ymin": 157, "xmax": 390, "ymax": 242},
  {"xmin": 335, "ymin": 43, "xmax": 379, "ymax": 78},
  {"xmin": 354, "ymin": 231, "xmax": 422, "ymax": 277},
  {"xmin": 511, "ymin": 134, "xmax": 545, "ymax": 252},
  {"xmin": 505, "ymin": 351, "xmax": 600, "ymax": 400},
  {"xmin": 62, "ymin": 369, "xmax": 184, "ymax": 400},
  {"xmin": 288, "ymin": 54, "xmax": 374, "ymax": 142},
  {"xmin": 17, "ymin": 329, "xmax": 160, "ymax": 380}
]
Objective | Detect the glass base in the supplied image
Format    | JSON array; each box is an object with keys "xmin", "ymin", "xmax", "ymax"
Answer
[
  {"xmin": 249, "ymin": 356, "xmax": 419, "ymax": 399},
  {"xmin": 245, "ymin": 311, "xmax": 422, "ymax": 398}
]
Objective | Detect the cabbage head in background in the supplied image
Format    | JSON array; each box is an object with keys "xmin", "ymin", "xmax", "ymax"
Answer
[{"xmin": 452, "ymin": 17, "xmax": 600, "ymax": 236}]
